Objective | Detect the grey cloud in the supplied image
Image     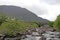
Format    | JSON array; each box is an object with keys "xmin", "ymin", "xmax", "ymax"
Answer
[{"xmin": 41, "ymin": 0, "xmax": 60, "ymax": 4}]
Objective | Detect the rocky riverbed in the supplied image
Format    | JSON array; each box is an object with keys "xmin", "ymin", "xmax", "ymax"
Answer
[
  {"xmin": 4, "ymin": 31, "xmax": 60, "ymax": 40},
  {"xmin": 0, "ymin": 25, "xmax": 60, "ymax": 40},
  {"xmin": 21, "ymin": 31, "xmax": 60, "ymax": 40}
]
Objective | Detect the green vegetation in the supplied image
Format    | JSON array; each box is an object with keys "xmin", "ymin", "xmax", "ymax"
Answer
[
  {"xmin": 0, "ymin": 20, "xmax": 25, "ymax": 36},
  {"xmin": 48, "ymin": 21, "xmax": 54, "ymax": 27},
  {"xmin": 29, "ymin": 21, "xmax": 41, "ymax": 27},
  {"xmin": 0, "ymin": 14, "xmax": 8, "ymax": 25},
  {"xmin": 1, "ymin": 13, "xmax": 60, "ymax": 36},
  {"xmin": 48, "ymin": 15, "xmax": 60, "ymax": 32},
  {"xmin": 53, "ymin": 15, "xmax": 60, "ymax": 32},
  {"xmin": 0, "ymin": 14, "xmax": 39, "ymax": 36}
]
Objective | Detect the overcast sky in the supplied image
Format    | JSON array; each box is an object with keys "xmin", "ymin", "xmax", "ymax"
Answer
[{"xmin": 0, "ymin": 0, "xmax": 60, "ymax": 21}]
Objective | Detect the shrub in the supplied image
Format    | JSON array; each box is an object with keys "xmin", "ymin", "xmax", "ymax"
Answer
[
  {"xmin": 53, "ymin": 15, "xmax": 60, "ymax": 32},
  {"xmin": 0, "ymin": 18, "xmax": 38, "ymax": 36},
  {"xmin": 48, "ymin": 21, "xmax": 54, "ymax": 27},
  {"xmin": 0, "ymin": 14, "xmax": 39, "ymax": 36}
]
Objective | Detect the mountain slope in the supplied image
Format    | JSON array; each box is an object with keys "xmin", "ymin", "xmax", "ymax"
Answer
[{"xmin": 0, "ymin": 5, "xmax": 48, "ymax": 24}]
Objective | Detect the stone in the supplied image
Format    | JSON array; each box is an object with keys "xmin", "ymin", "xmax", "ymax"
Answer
[
  {"xmin": 39, "ymin": 36, "xmax": 46, "ymax": 40},
  {"xmin": 32, "ymin": 32, "xmax": 40, "ymax": 36}
]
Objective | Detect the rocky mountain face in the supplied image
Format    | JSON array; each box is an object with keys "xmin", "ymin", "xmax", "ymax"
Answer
[{"xmin": 0, "ymin": 5, "xmax": 48, "ymax": 24}]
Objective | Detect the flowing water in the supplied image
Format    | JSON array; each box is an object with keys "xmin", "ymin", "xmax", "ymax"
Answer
[
  {"xmin": 21, "ymin": 31, "xmax": 60, "ymax": 40},
  {"xmin": 21, "ymin": 35, "xmax": 41, "ymax": 40},
  {"xmin": 21, "ymin": 32, "xmax": 41, "ymax": 40}
]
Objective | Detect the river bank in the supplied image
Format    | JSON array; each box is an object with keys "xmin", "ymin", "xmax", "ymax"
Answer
[{"xmin": 0, "ymin": 25, "xmax": 60, "ymax": 40}]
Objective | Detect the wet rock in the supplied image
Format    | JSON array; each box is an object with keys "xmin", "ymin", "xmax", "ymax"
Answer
[
  {"xmin": 39, "ymin": 35, "xmax": 46, "ymax": 40},
  {"xmin": 4, "ymin": 37, "xmax": 21, "ymax": 40},
  {"xmin": 0, "ymin": 34, "xmax": 5, "ymax": 40},
  {"xmin": 45, "ymin": 31, "xmax": 60, "ymax": 35},
  {"xmin": 43, "ymin": 31, "xmax": 60, "ymax": 40},
  {"xmin": 43, "ymin": 33, "xmax": 56, "ymax": 38},
  {"xmin": 46, "ymin": 38, "xmax": 60, "ymax": 40},
  {"xmin": 32, "ymin": 32, "xmax": 40, "ymax": 36},
  {"xmin": 22, "ymin": 35, "xmax": 41, "ymax": 40}
]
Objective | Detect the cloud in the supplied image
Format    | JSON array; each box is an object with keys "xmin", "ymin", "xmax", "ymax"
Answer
[
  {"xmin": 26, "ymin": 1, "xmax": 60, "ymax": 21},
  {"xmin": 0, "ymin": 0, "xmax": 47, "ymax": 15},
  {"xmin": 41, "ymin": 0, "xmax": 60, "ymax": 5},
  {"xmin": 0, "ymin": 0, "xmax": 60, "ymax": 21},
  {"xmin": 25, "ymin": 5, "xmax": 47, "ymax": 15},
  {"xmin": 35, "ymin": 1, "xmax": 60, "ymax": 21}
]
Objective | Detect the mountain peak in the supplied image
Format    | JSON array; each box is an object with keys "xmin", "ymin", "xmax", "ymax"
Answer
[{"xmin": 0, "ymin": 5, "xmax": 48, "ymax": 25}]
